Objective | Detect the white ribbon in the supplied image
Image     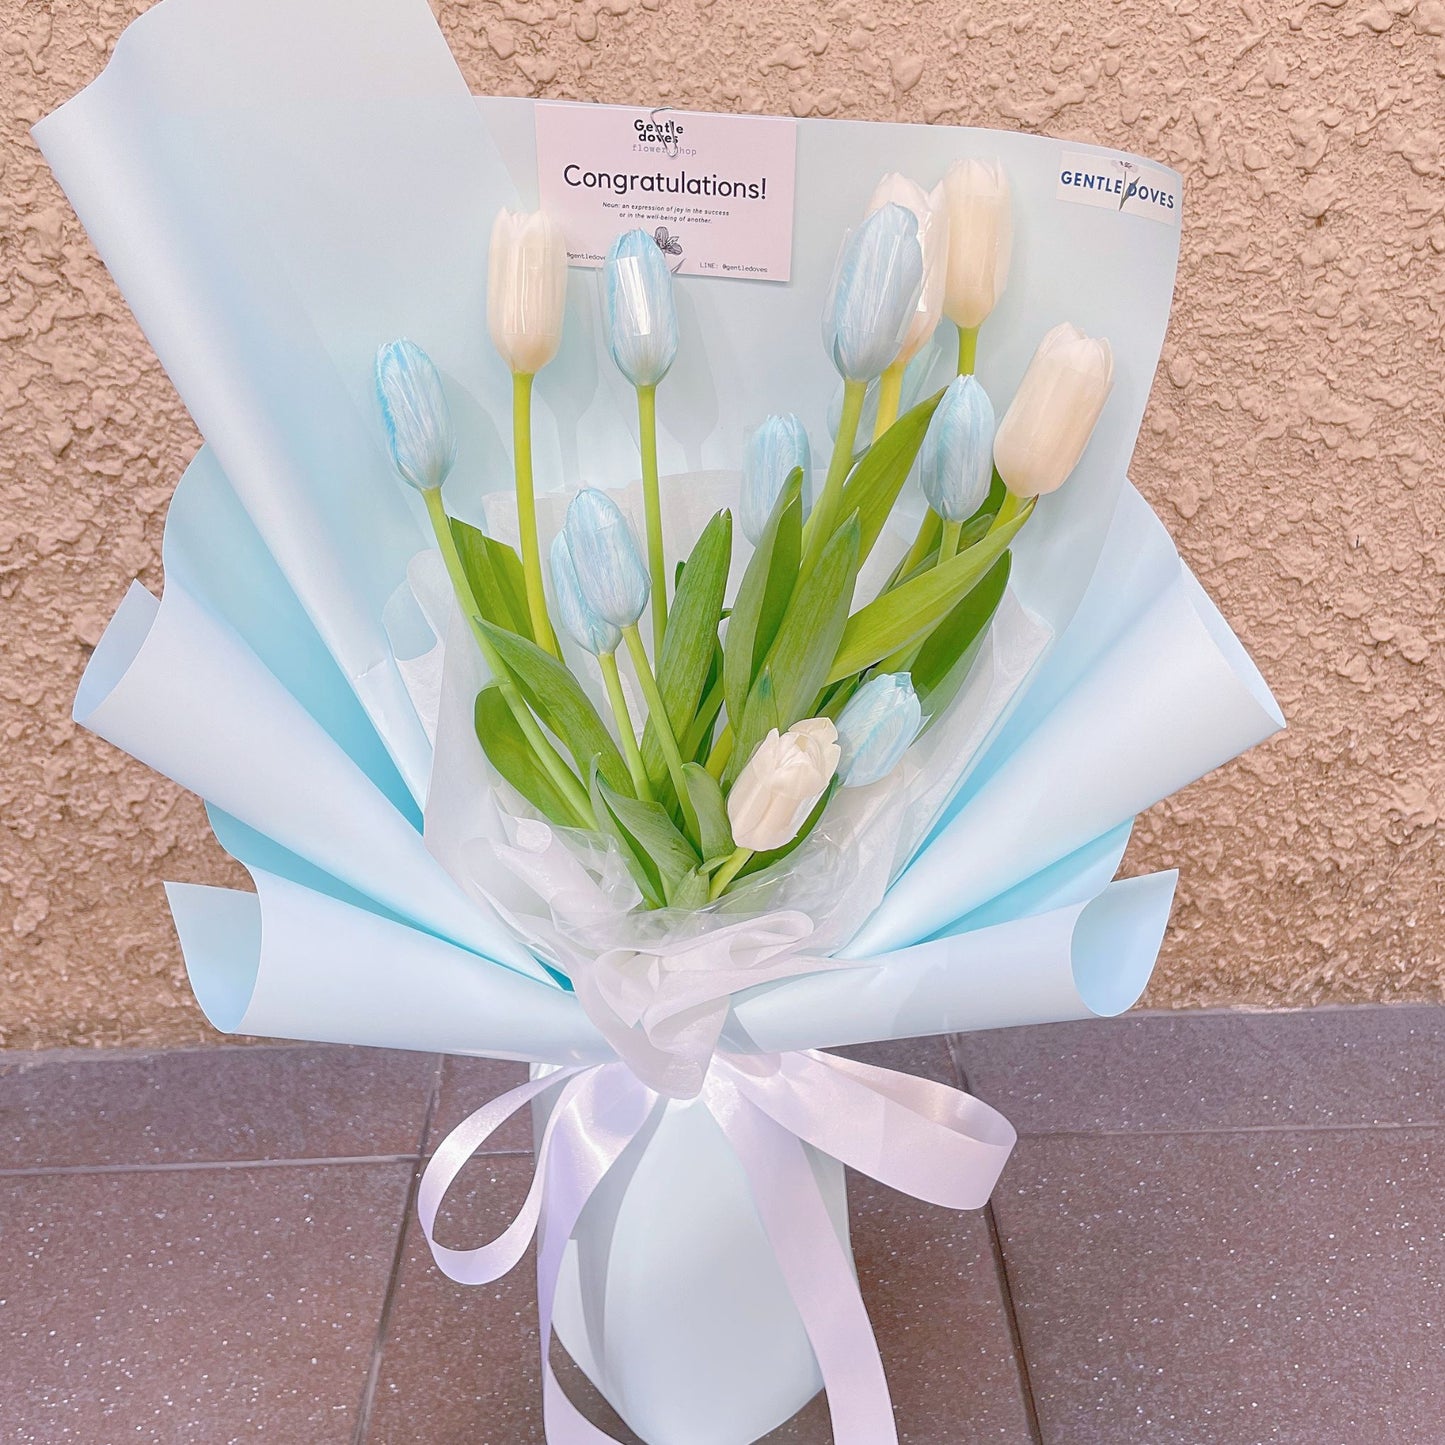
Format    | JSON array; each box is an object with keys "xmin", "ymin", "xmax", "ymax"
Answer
[
  {"xmin": 418, "ymin": 1049, "xmax": 1017, "ymax": 1444},
  {"xmin": 574, "ymin": 913, "xmax": 841, "ymax": 1100}
]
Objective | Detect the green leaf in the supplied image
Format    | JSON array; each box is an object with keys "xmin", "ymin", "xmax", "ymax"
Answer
[
  {"xmin": 771, "ymin": 511, "xmax": 862, "ymax": 725},
  {"xmin": 682, "ymin": 762, "xmax": 734, "ymax": 863},
  {"xmin": 595, "ymin": 774, "xmax": 700, "ymax": 902},
  {"xmin": 668, "ymin": 868, "xmax": 711, "ymax": 911},
  {"xmin": 683, "ymin": 661, "xmax": 725, "ymax": 763},
  {"xmin": 474, "ymin": 687, "xmax": 578, "ymax": 827},
  {"xmin": 479, "ymin": 621, "xmax": 631, "ymax": 795},
  {"xmin": 975, "ymin": 467, "xmax": 1008, "ymax": 524},
  {"xmin": 827, "ymin": 501, "xmax": 1033, "ymax": 684},
  {"xmin": 723, "ymin": 470, "xmax": 802, "ymax": 736},
  {"xmin": 642, "ymin": 510, "xmax": 733, "ymax": 789},
  {"xmin": 819, "ymin": 673, "xmax": 863, "ymax": 721},
  {"xmin": 728, "ymin": 513, "xmax": 861, "ymax": 782},
  {"xmin": 451, "ymin": 520, "xmax": 532, "ymax": 639},
  {"xmin": 913, "ymin": 552, "xmax": 1011, "ymax": 716},
  {"xmin": 837, "ymin": 388, "xmax": 945, "ymax": 565},
  {"xmin": 727, "ymin": 668, "xmax": 780, "ymax": 784},
  {"xmin": 723, "ymin": 515, "xmax": 859, "ymax": 787},
  {"xmin": 589, "ymin": 769, "xmax": 664, "ymax": 907}
]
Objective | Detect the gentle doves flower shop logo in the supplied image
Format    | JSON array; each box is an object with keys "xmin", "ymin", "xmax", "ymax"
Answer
[{"xmin": 1056, "ymin": 150, "xmax": 1181, "ymax": 224}]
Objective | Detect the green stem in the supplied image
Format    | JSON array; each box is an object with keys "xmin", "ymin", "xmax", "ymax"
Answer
[
  {"xmin": 637, "ymin": 384, "xmax": 668, "ymax": 657},
  {"xmin": 707, "ymin": 845, "xmax": 754, "ymax": 902},
  {"xmin": 896, "ymin": 512, "xmax": 940, "ymax": 583},
  {"xmin": 423, "ymin": 488, "xmax": 593, "ymax": 826},
  {"xmin": 512, "ymin": 372, "xmax": 559, "ymax": 659},
  {"xmin": 873, "ymin": 360, "xmax": 904, "ymax": 442},
  {"xmin": 598, "ymin": 649, "xmax": 652, "ymax": 801},
  {"xmin": 803, "ymin": 376, "xmax": 867, "ymax": 572},
  {"xmin": 939, "ymin": 518, "xmax": 964, "ymax": 563},
  {"xmin": 989, "ymin": 488, "xmax": 1029, "ymax": 535},
  {"xmin": 622, "ymin": 623, "xmax": 699, "ymax": 841},
  {"xmin": 957, "ymin": 325, "xmax": 979, "ymax": 376},
  {"xmin": 704, "ymin": 722, "xmax": 734, "ymax": 781}
]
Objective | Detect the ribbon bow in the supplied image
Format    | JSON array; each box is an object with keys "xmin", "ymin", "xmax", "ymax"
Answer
[
  {"xmin": 575, "ymin": 911, "xmax": 829, "ymax": 1099},
  {"xmin": 418, "ymin": 1048, "xmax": 1017, "ymax": 1444}
]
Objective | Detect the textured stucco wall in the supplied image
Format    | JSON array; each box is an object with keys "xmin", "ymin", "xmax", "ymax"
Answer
[{"xmin": 2, "ymin": 0, "xmax": 1442, "ymax": 1049}]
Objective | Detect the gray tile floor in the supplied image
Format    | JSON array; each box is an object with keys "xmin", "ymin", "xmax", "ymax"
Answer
[{"xmin": 1, "ymin": 1006, "xmax": 1441, "ymax": 1443}]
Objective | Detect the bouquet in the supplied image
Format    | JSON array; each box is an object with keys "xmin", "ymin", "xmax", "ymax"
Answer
[
  {"xmin": 372, "ymin": 177, "xmax": 1097, "ymax": 1093},
  {"xmin": 36, "ymin": 0, "xmax": 1284, "ymax": 1440}
]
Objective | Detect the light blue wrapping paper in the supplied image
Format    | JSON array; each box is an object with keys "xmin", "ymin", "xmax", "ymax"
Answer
[
  {"xmin": 37, "ymin": 4, "xmax": 1289, "ymax": 1440},
  {"xmin": 37, "ymin": 0, "xmax": 1284, "ymax": 1062}
]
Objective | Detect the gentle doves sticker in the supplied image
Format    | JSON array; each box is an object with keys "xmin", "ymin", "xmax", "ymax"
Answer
[
  {"xmin": 1057, "ymin": 151, "xmax": 1181, "ymax": 225},
  {"xmin": 535, "ymin": 102, "xmax": 798, "ymax": 281}
]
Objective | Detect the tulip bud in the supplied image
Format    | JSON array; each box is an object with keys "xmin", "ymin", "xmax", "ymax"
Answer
[
  {"xmin": 549, "ymin": 530, "xmax": 621, "ymax": 657},
  {"xmin": 993, "ymin": 323, "xmax": 1114, "ymax": 499},
  {"xmin": 941, "ymin": 159, "xmax": 1012, "ymax": 331},
  {"xmin": 919, "ymin": 375, "xmax": 996, "ymax": 522},
  {"xmin": 603, "ymin": 229, "xmax": 679, "ymax": 388},
  {"xmin": 740, "ymin": 414, "xmax": 812, "ymax": 545},
  {"xmin": 824, "ymin": 203, "xmax": 924, "ymax": 383},
  {"xmin": 727, "ymin": 718, "xmax": 840, "ymax": 853},
  {"xmin": 866, "ymin": 174, "xmax": 949, "ymax": 366},
  {"xmin": 488, "ymin": 209, "xmax": 568, "ymax": 375},
  {"xmin": 563, "ymin": 488, "xmax": 651, "ymax": 628},
  {"xmin": 374, "ymin": 339, "xmax": 457, "ymax": 492},
  {"xmin": 835, "ymin": 674, "xmax": 923, "ymax": 788}
]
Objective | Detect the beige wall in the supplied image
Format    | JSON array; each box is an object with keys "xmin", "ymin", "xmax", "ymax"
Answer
[{"xmin": 2, "ymin": 0, "xmax": 1442, "ymax": 1049}]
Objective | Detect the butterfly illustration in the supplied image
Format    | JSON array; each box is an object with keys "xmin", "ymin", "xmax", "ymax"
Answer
[{"xmin": 653, "ymin": 226, "xmax": 684, "ymax": 257}]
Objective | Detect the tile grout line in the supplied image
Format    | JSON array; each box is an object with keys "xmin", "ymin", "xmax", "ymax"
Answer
[
  {"xmin": 352, "ymin": 1053, "xmax": 445, "ymax": 1445},
  {"xmin": 1009, "ymin": 1120, "xmax": 1445, "ymax": 1140},
  {"xmin": 0, "ymin": 1148, "xmax": 536, "ymax": 1179},
  {"xmin": 948, "ymin": 1037, "xmax": 1046, "ymax": 1445},
  {"xmin": 982, "ymin": 1199, "xmax": 1046, "ymax": 1445},
  {"xmin": 0, "ymin": 1154, "xmax": 422, "ymax": 1178}
]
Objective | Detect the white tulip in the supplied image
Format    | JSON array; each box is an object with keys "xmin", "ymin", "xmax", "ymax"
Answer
[
  {"xmin": 727, "ymin": 718, "xmax": 840, "ymax": 853},
  {"xmin": 866, "ymin": 173, "xmax": 949, "ymax": 366},
  {"xmin": 941, "ymin": 159, "xmax": 1012, "ymax": 331},
  {"xmin": 993, "ymin": 323, "xmax": 1114, "ymax": 498},
  {"xmin": 487, "ymin": 209, "xmax": 568, "ymax": 375}
]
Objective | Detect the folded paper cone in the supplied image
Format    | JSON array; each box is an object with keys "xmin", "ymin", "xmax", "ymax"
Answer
[
  {"xmin": 734, "ymin": 870, "xmax": 1175, "ymax": 1054},
  {"xmin": 167, "ymin": 871, "xmax": 602, "ymax": 1060}
]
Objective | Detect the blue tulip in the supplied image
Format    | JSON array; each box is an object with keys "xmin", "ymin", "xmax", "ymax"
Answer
[
  {"xmin": 824, "ymin": 203, "xmax": 924, "ymax": 383},
  {"xmin": 741, "ymin": 414, "xmax": 812, "ymax": 545},
  {"xmin": 918, "ymin": 374, "xmax": 996, "ymax": 522},
  {"xmin": 563, "ymin": 488, "xmax": 650, "ymax": 628},
  {"xmin": 374, "ymin": 339, "xmax": 457, "ymax": 492},
  {"xmin": 835, "ymin": 673, "xmax": 923, "ymax": 787},
  {"xmin": 603, "ymin": 230, "xmax": 679, "ymax": 388},
  {"xmin": 550, "ymin": 530, "xmax": 621, "ymax": 656}
]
